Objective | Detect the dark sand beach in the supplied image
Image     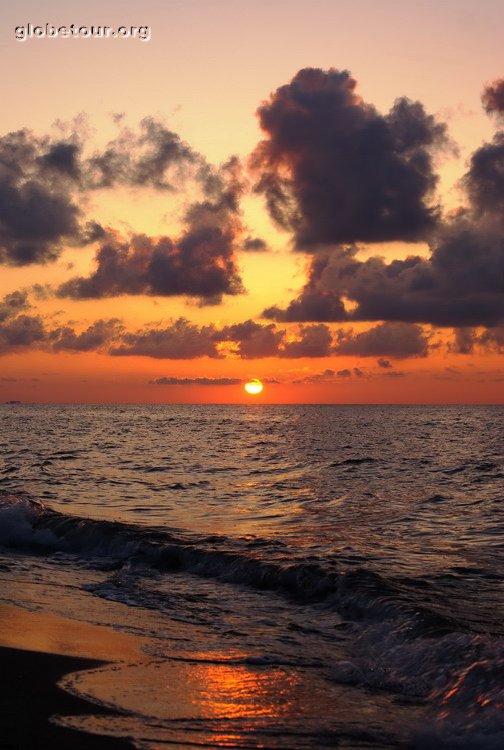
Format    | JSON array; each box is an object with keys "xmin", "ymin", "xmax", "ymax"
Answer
[
  {"xmin": 0, "ymin": 605, "xmax": 141, "ymax": 750},
  {"xmin": 0, "ymin": 645, "xmax": 134, "ymax": 750}
]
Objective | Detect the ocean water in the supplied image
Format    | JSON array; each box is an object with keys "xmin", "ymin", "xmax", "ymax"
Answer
[{"xmin": 0, "ymin": 404, "xmax": 503, "ymax": 749}]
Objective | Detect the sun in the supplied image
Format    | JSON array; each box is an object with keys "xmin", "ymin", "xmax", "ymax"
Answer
[{"xmin": 244, "ymin": 379, "xmax": 264, "ymax": 395}]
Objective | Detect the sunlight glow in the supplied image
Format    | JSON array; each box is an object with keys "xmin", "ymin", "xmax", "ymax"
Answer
[{"xmin": 244, "ymin": 379, "xmax": 264, "ymax": 395}]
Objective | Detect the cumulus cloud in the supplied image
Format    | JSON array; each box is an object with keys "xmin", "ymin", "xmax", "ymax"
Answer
[
  {"xmin": 109, "ymin": 318, "xmax": 220, "ymax": 359},
  {"xmin": 215, "ymin": 320, "xmax": 284, "ymax": 358},
  {"xmin": 482, "ymin": 79, "xmax": 504, "ymax": 117},
  {"xmin": 0, "ymin": 313, "xmax": 46, "ymax": 354},
  {"xmin": 0, "ymin": 290, "xmax": 30, "ymax": 322},
  {"xmin": 0, "ymin": 290, "xmax": 125, "ymax": 356},
  {"xmin": 50, "ymin": 319, "xmax": 124, "ymax": 352},
  {"xmin": 479, "ymin": 326, "xmax": 504, "ymax": 351},
  {"xmin": 0, "ymin": 117, "xmax": 254, "ymax": 290},
  {"xmin": 265, "ymin": 216, "xmax": 504, "ymax": 327},
  {"xmin": 242, "ymin": 237, "xmax": 268, "ymax": 252},
  {"xmin": 215, "ymin": 320, "xmax": 334, "ymax": 359},
  {"xmin": 459, "ymin": 79, "xmax": 504, "ymax": 237},
  {"xmin": 251, "ymin": 67, "xmax": 448, "ymax": 249},
  {"xmin": 293, "ymin": 367, "xmax": 364, "ymax": 384},
  {"xmin": 0, "ymin": 129, "xmax": 81, "ymax": 265},
  {"xmin": 333, "ymin": 322, "xmax": 430, "ymax": 358},
  {"xmin": 464, "ymin": 134, "xmax": 504, "ymax": 215},
  {"xmin": 0, "ymin": 292, "xmax": 440, "ymax": 362},
  {"xmin": 57, "ymin": 158, "xmax": 247, "ymax": 304},
  {"xmin": 150, "ymin": 376, "xmax": 241, "ymax": 386},
  {"xmin": 263, "ymin": 251, "xmax": 349, "ymax": 322},
  {"xmin": 451, "ymin": 327, "xmax": 478, "ymax": 354},
  {"xmin": 39, "ymin": 141, "xmax": 81, "ymax": 180},
  {"xmin": 280, "ymin": 324, "xmax": 332, "ymax": 358},
  {"xmin": 57, "ymin": 229, "xmax": 243, "ymax": 304},
  {"xmin": 86, "ymin": 117, "xmax": 199, "ymax": 190},
  {"xmin": 377, "ymin": 358, "xmax": 392, "ymax": 368},
  {"xmin": 451, "ymin": 325, "xmax": 504, "ymax": 354},
  {"xmin": 260, "ymin": 74, "xmax": 503, "ymax": 333},
  {"xmin": 0, "ymin": 118, "xmax": 200, "ymax": 267}
]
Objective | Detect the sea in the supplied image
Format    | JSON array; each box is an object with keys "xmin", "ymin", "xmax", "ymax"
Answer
[{"xmin": 0, "ymin": 404, "xmax": 503, "ymax": 749}]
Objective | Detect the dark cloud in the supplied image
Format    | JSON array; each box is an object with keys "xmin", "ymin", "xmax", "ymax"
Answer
[
  {"xmin": 0, "ymin": 301, "xmax": 122, "ymax": 357},
  {"xmin": 13, "ymin": 123, "xmax": 165, "ymax": 258},
  {"xmin": 293, "ymin": 367, "xmax": 363, "ymax": 384},
  {"xmin": 451, "ymin": 326, "xmax": 504, "ymax": 354},
  {"xmin": 190, "ymin": 319, "xmax": 332, "ymax": 360},
  {"xmin": 464, "ymin": 133, "xmax": 504, "ymax": 215},
  {"xmin": 478, "ymin": 326, "xmax": 504, "ymax": 352},
  {"xmin": 0, "ymin": 290, "xmax": 30, "ymax": 322},
  {"xmin": 260, "ymin": 74, "xmax": 503, "ymax": 331},
  {"xmin": 242, "ymin": 237, "xmax": 268, "ymax": 252},
  {"xmin": 57, "ymin": 228, "xmax": 243, "ymax": 304},
  {"xmin": 0, "ymin": 314, "xmax": 46, "ymax": 353},
  {"xmin": 0, "ymin": 129, "xmax": 81, "ymax": 265},
  {"xmin": 264, "ymin": 252, "xmax": 349, "ymax": 322},
  {"xmin": 0, "ymin": 290, "xmax": 50, "ymax": 354},
  {"xmin": 80, "ymin": 221, "xmax": 107, "ymax": 244},
  {"xmin": 57, "ymin": 159, "xmax": 246, "ymax": 304},
  {"xmin": 109, "ymin": 318, "xmax": 220, "ymax": 359},
  {"xmin": 482, "ymin": 79, "xmax": 504, "ymax": 117},
  {"xmin": 128, "ymin": 118, "xmax": 196, "ymax": 190},
  {"xmin": 265, "ymin": 217, "xmax": 504, "ymax": 327},
  {"xmin": 251, "ymin": 67, "xmax": 447, "ymax": 249},
  {"xmin": 51, "ymin": 319, "xmax": 123, "ymax": 352},
  {"xmin": 216, "ymin": 320, "xmax": 284, "ymax": 358},
  {"xmin": 0, "ymin": 298, "xmax": 445, "ymax": 363},
  {"xmin": 463, "ymin": 80, "xmax": 504, "ymax": 218},
  {"xmin": 294, "ymin": 369, "xmax": 334, "ymax": 384},
  {"xmin": 0, "ymin": 182, "xmax": 79, "ymax": 264},
  {"xmin": 86, "ymin": 117, "xmax": 198, "ymax": 190},
  {"xmin": 38, "ymin": 142, "xmax": 81, "ymax": 180},
  {"xmin": 334, "ymin": 322, "xmax": 430, "ymax": 358},
  {"xmin": 377, "ymin": 358, "xmax": 392, "ymax": 368},
  {"xmin": 279, "ymin": 324, "xmax": 332, "ymax": 358},
  {"xmin": 0, "ymin": 119, "xmax": 247, "ymax": 277},
  {"xmin": 451, "ymin": 327, "xmax": 478, "ymax": 354},
  {"xmin": 150, "ymin": 377, "xmax": 241, "ymax": 386}
]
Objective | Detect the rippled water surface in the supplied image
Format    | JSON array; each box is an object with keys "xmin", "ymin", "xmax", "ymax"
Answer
[{"xmin": 0, "ymin": 404, "xmax": 503, "ymax": 748}]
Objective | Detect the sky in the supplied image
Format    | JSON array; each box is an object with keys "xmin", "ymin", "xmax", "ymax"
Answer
[{"xmin": 0, "ymin": 0, "xmax": 503, "ymax": 403}]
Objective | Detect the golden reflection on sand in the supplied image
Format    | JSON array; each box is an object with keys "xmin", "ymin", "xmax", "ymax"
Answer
[
  {"xmin": 0, "ymin": 605, "xmax": 143, "ymax": 661},
  {"xmin": 188, "ymin": 659, "xmax": 300, "ymax": 718},
  {"xmin": 58, "ymin": 646, "xmax": 422, "ymax": 748}
]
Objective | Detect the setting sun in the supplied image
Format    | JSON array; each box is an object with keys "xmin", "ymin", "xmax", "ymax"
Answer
[{"xmin": 244, "ymin": 379, "xmax": 264, "ymax": 395}]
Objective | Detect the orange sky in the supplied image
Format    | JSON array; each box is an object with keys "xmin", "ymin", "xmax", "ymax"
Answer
[{"xmin": 0, "ymin": 0, "xmax": 503, "ymax": 402}]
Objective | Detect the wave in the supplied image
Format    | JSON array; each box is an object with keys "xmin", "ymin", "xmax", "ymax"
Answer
[
  {"xmin": 0, "ymin": 492, "xmax": 457, "ymax": 636},
  {"xmin": 3, "ymin": 492, "xmax": 504, "ymax": 748},
  {"xmin": 329, "ymin": 457, "xmax": 377, "ymax": 467}
]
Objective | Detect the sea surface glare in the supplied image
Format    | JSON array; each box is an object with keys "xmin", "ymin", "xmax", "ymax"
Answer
[{"xmin": 0, "ymin": 404, "xmax": 503, "ymax": 748}]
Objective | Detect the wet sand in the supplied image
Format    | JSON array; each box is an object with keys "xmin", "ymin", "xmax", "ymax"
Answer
[{"xmin": 0, "ymin": 605, "xmax": 421, "ymax": 748}]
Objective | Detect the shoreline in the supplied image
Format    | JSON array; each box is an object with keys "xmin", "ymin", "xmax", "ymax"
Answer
[
  {"xmin": 0, "ymin": 605, "xmax": 144, "ymax": 749},
  {"xmin": 0, "ymin": 645, "xmax": 134, "ymax": 750}
]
